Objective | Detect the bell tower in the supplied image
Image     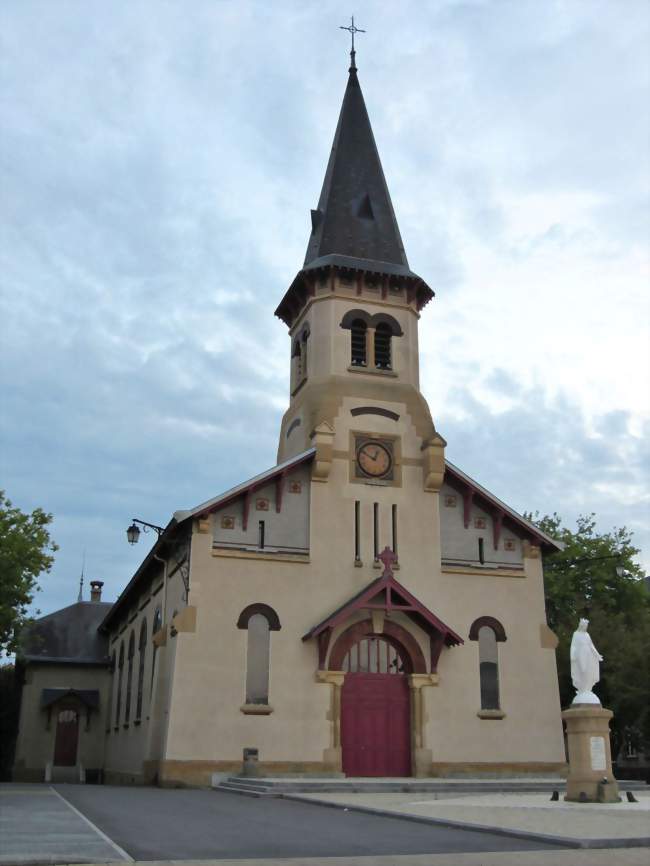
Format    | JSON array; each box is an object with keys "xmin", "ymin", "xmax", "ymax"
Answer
[{"xmin": 275, "ymin": 51, "xmax": 444, "ymax": 493}]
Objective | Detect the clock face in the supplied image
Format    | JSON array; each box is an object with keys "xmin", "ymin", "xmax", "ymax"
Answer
[{"xmin": 357, "ymin": 441, "xmax": 393, "ymax": 478}]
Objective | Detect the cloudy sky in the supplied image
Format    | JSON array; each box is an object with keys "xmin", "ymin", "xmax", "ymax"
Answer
[{"xmin": 1, "ymin": 0, "xmax": 648, "ymax": 620}]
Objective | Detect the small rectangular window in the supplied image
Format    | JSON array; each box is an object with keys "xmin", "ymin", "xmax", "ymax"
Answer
[
  {"xmin": 373, "ymin": 503, "xmax": 379, "ymax": 560},
  {"xmin": 478, "ymin": 537, "xmax": 485, "ymax": 564},
  {"xmin": 354, "ymin": 501, "xmax": 360, "ymax": 562},
  {"xmin": 391, "ymin": 504, "xmax": 398, "ymax": 558},
  {"xmin": 258, "ymin": 520, "xmax": 265, "ymax": 550}
]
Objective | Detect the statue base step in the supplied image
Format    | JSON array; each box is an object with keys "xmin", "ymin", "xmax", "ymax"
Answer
[{"xmin": 561, "ymin": 704, "xmax": 620, "ymax": 803}]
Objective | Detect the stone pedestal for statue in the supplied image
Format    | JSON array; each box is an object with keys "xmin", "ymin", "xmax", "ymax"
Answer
[{"xmin": 562, "ymin": 704, "xmax": 620, "ymax": 802}]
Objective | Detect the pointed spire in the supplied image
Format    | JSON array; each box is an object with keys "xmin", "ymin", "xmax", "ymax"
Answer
[
  {"xmin": 304, "ymin": 60, "xmax": 409, "ymax": 272},
  {"xmin": 275, "ymin": 49, "xmax": 435, "ymax": 328},
  {"xmin": 77, "ymin": 550, "xmax": 85, "ymax": 602}
]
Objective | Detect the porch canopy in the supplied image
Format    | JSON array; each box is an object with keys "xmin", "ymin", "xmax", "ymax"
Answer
[
  {"xmin": 303, "ymin": 548, "xmax": 463, "ymax": 673},
  {"xmin": 40, "ymin": 688, "xmax": 100, "ymax": 710}
]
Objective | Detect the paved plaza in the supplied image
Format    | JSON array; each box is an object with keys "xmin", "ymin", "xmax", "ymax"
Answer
[
  {"xmin": 0, "ymin": 782, "xmax": 648, "ymax": 865},
  {"xmin": 290, "ymin": 788, "xmax": 650, "ymax": 845}
]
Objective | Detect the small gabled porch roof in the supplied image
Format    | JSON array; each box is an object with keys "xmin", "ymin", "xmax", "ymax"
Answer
[
  {"xmin": 303, "ymin": 549, "xmax": 463, "ymax": 671},
  {"xmin": 40, "ymin": 688, "xmax": 100, "ymax": 710}
]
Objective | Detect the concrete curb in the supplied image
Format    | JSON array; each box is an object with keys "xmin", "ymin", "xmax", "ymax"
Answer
[{"xmin": 280, "ymin": 793, "xmax": 650, "ymax": 851}]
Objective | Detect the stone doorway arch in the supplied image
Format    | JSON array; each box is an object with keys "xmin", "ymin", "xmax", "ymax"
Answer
[{"xmin": 320, "ymin": 619, "xmax": 436, "ymax": 777}]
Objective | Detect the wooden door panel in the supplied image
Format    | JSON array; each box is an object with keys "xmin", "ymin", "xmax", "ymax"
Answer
[
  {"xmin": 53, "ymin": 709, "xmax": 79, "ymax": 767},
  {"xmin": 341, "ymin": 673, "xmax": 410, "ymax": 777}
]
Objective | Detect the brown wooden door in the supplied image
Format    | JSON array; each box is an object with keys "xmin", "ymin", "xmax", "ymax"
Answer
[
  {"xmin": 341, "ymin": 673, "xmax": 411, "ymax": 777},
  {"xmin": 53, "ymin": 709, "xmax": 79, "ymax": 766}
]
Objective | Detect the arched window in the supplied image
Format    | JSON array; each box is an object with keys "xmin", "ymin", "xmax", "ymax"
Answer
[
  {"xmin": 115, "ymin": 642, "xmax": 124, "ymax": 727},
  {"xmin": 469, "ymin": 617, "xmax": 506, "ymax": 711},
  {"xmin": 291, "ymin": 325, "xmax": 310, "ymax": 391},
  {"xmin": 125, "ymin": 631, "xmax": 135, "ymax": 723},
  {"xmin": 237, "ymin": 604, "xmax": 281, "ymax": 706},
  {"xmin": 342, "ymin": 636, "xmax": 406, "ymax": 674},
  {"xmin": 136, "ymin": 619, "xmax": 147, "ymax": 721},
  {"xmin": 299, "ymin": 326, "xmax": 309, "ymax": 378},
  {"xmin": 351, "ymin": 319, "xmax": 368, "ymax": 366},
  {"xmin": 106, "ymin": 651, "xmax": 116, "ymax": 731},
  {"xmin": 374, "ymin": 322, "xmax": 392, "ymax": 369},
  {"xmin": 341, "ymin": 310, "xmax": 401, "ymax": 372}
]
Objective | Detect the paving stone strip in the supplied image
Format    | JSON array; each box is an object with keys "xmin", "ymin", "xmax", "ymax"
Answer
[{"xmin": 0, "ymin": 786, "xmax": 131, "ymax": 865}]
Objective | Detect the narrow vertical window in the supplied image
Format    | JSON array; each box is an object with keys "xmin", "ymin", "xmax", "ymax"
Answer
[
  {"xmin": 374, "ymin": 322, "xmax": 392, "ymax": 369},
  {"xmin": 136, "ymin": 619, "xmax": 147, "ymax": 721},
  {"xmin": 373, "ymin": 502, "xmax": 379, "ymax": 560},
  {"xmin": 351, "ymin": 319, "xmax": 368, "ymax": 366},
  {"xmin": 291, "ymin": 339, "xmax": 301, "ymax": 390},
  {"xmin": 354, "ymin": 501, "xmax": 360, "ymax": 562},
  {"xmin": 237, "ymin": 604, "xmax": 281, "ymax": 709},
  {"xmin": 246, "ymin": 614, "xmax": 270, "ymax": 704},
  {"xmin": 478, "ymin": 626, "xmax": 500, "ymax": 710},
  {"xmin": 258, "ymin": 520, "xmax": 265, "ymax": 550},
  {"xmin": 391, "ymin": 504, "xmax": 398, "ymax": 559},
  {"xmin": 478, "ymin": 537, "xmax": 485, "ymax": 564},
  {"xmin": 125, "ymin": 631, "xmax": 135, "ymax": 724},
  {"xmin": 115, "ymin": 642, "xmax": 124, "ymax": 727},
  {"xmin": 300, "ymin": 328, "xmax": 309, "ymax": 379}
]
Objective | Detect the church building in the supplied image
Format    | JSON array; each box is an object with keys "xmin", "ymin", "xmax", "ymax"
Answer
[{"xmin": 13, "ymin": 50, "xmax": 566, "ymax": 786}]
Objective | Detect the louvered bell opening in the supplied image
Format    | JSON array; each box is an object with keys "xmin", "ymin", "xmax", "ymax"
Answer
[
  {"xmin": 374, "ymin": 323, "xmax": 392, "ymax": 369},
  {"xmin": 351, "ymin": 320, "xmax": 367, "ymax": 366}
]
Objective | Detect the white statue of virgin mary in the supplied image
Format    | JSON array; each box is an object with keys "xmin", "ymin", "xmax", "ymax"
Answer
[{"xmin": 570, "ymin": 618, "xmax": 604, "ymax": 704}]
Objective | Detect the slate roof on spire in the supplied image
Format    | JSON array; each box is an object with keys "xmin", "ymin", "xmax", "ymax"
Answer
[
  {"xmin": 275, "ymin": 61, "xmax": 434, "ymax": 327},
  {"xmin": 303, "ymin": 65, "xmax": 411, "ymax": 274}
]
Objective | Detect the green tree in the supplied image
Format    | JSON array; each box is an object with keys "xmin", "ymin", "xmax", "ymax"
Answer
[
  {"xmin": 0, "ymin": 491, "xmax": 58, "ymax": 657},
  {"xmin": 530, "ymin": 512, "xmax": 650, "ymax": 756}
]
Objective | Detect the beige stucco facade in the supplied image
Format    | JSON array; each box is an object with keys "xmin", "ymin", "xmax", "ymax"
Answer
[{"xmin": 90, "ymin": 267, "xmax": 566, "ymax": 787}]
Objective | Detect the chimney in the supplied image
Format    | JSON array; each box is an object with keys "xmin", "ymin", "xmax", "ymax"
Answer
[{"xmin": 90, "ymin": 580, "xmax": 104, "ymax": 603}]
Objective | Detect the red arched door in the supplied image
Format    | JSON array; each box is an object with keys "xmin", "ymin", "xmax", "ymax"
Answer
[
  {"xmin": 53, "ymin": 708, "xmax": 79, "ymax": 767},
  {"xmin": 340, "ymin": 636, "xmax": 411, "ymax": 777}
]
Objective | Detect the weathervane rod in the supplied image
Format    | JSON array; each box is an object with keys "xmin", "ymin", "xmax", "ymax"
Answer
[
  {"xmin": 339, "ymin": 15, "xmax": 366, "ymax": 71},
  {"xmin": 77, "ymin": 549, "xmax": 86, "ymax": 602}
]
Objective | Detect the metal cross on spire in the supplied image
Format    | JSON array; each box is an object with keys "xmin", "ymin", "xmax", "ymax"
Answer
[{"xmin": 339, "ymin": 15, "xmax": 366, "ymax": 71}]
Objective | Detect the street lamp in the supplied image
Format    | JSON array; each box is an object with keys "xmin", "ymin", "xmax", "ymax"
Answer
[{"xmin": 126, "ymin": 518, "xmax": 164, "ymax": 545}]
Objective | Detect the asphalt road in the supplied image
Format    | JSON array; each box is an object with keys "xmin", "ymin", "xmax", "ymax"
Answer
[{"xmin": 55, "ymin": 784, "xmax": 563, "ymax": 861}]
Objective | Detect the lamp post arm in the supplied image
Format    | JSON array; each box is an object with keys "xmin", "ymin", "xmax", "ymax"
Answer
[
  {"xmin": 132, "ymin": 518, "xmax": 165, "ymax": 536},
  {"xmin": 545, "ymin": 554, "xmax": 621, "ymax": 568}
]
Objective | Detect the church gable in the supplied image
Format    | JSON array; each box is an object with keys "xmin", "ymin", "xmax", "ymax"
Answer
[
  {"xmin": 440, "ymin": 481, "xmax": 525, "ymax": 569},
  {"xmin": 440, "ymin": 461, "xmax": 560, "ymax": 569},
  {"xmin": 211, "ymin": 463, "xmax": 311, "ymax": 555}
]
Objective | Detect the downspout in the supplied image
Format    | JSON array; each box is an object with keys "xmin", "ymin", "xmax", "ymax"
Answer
[{"xmin": 153, "ymin": 553, "xmax": 168, "ymax": 623}]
